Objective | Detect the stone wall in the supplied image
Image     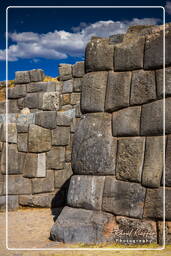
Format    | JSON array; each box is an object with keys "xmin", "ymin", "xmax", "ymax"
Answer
[
  {"xmin": 0, "ymin": 63, "xmax": 84, "ymax": 211},
  {"xmin": 50, "ymin": 24, "xmax": 171, "ymax": 245}
]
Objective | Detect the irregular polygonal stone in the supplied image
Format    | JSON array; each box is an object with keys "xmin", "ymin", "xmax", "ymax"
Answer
[
  {"xmin": 17, "ymin": 133, "xmax": 28, "ymax": 152},
  {"xmin": 141, "ymin": 98, "xmax": 171, "ymax": 135},
  {"xmin": 52, "ymin": 126, "xmax": 70, "ymax": 146},
  {"xmin": 73, "ymin": 78, "xmax": 82, "ymax": 92},
  {"xmin": 114, "ymin": 36, "xmax": 145, "ymax": 71},
  {"xmin": 8, "ymin": 84, "xmax": 26, "ymax": 99},
  {"xmin": 67, "ymin": 175, "xmax": 105, "ymax": 211},
  {"xmin": 81, "ymin": 72, "xmax": 108, "ymax": 113},
  {"xmin": 8, "ymin": 100, "xmax": 19, "ymax": 113},
  {"xmin": 72, "ymin": 61, "xmax": 85, "ymax": 77},
  {"xmin": 54, "ymin": 163, "xmax": 73, "ymax": 188},
  {"xmin": 62, "ymin": 79, "xmax": 73, "ymax": 93},
  {"xmin": 35, "ymin": 111, "xmax": 57, "ymax": 129},
  {"xmin": 65, "ymin": 147, "xmax": 71, "ymax": 162},
  {"xmin": 142, "ymin": 136, "xmax": 163, "ymax": 188},
  {"xmin": 70, "ymin": 118, "xmax": 80, "ymax": 133},
  {"xmin": 7, "ymin": 175, "xmax": 32, "ymax": 194},
  {"xmin": 71, "ymin": 93, "xmax": 80, "ymax": 105},
  {"xmin": 27, "ymin": 82, "xmax": 48, "ymax": 93},
  {"xmin": 50, "ymin": 206, "xmax": 115, "ymax": 243},
  {"xmin": 61, "ymin": 94, "xmax": 71, "ymax": 106},
  {"xmin": 156, "ymin": 67, "xmax": 171, "ymax": 98},
  {"xmin": 112, "ymin": 106, "xmax": 141, "ymax": 137},
  {"xmin": 0, "ymin": 123, "xmax": 17, "ymax": 143},
  {"xmin": 166, "ymin": 135, "xmax": 171, "ymax": 186},
  {"xmin": 144, "ymin": 187, "xmax": 171, "ymax": 220},
  {"xmin": 59, "ymin": 64, "xmax": 72, "ymax": 81},
  {"xmin": 15, "ymin": 71, "xmax": 30, "ymax": 84},
  {"xmin": 32, "ymin": 170, "xmax": 54, "ymax": 194},
  {"xmin": 0, "ymin": 101, "xmax": 5, "ymax": 114},
  {"xmin": 16, "ymin": 113, "xmax": 35, "ymax": 125},
  {"xmin": 72, "ymin": 113, "xmax": 117, "ymax": 175},
  {"xmin": 42, "ymin": 92, "xmax": 60, "ymax": 110},
  {"xmin": 130, "ymin": 70, "xmax": 156, "ymax": 105},
  {"xmin": 102, "ymin": 177, "xmax": 146, "ymax": 219},
  {"xmin": 29, "ymin": 69, "xmax": 45, "ymax": 82},
  {"xmin": 0, "ymin": 195, "xmax": 19, "ymax": 211},
  {"xmin": 105, "ymin": 71, "xmax": 131, "ymax": 112},
  {"xmin": 23, "ymin": 153, "xmax": 46, "ymax": 178},
  {"xmin": 23, "ymin": 93, "xmax": 41, "ymax": 109},
  {"xmin": 46, "ymin": 147, "xmax": 65, "ymax": 169},
  {"xmin": 16, "ymin": 124, "xmax": 29, "ymax": 133},
  {"xmin": 85, "ymin": 38, "xmax": 114, "ymax": 72},
  {"xmin": 116, "ymin": 137, "xmax": 145, "ymax": 183},
  {"xmin": 56, "ymin": 111, "xmax": 72, "ymax": 126},
  {"xmin": 28, "ymin": 124, "xmax": 51, "ymax": 152}
]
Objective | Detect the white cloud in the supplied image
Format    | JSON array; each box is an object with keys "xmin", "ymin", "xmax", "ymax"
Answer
[
  {"xmin": 166, "ymin": 1, "xmax": 171, "ymax": 14},
  {"xmin": 0, "ymin": 18, "xmax": 160, "ymax": 62}
]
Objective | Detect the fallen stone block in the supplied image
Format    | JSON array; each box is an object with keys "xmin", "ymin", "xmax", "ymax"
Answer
[
  {"xmin": 23, "ymin": 153, "xmax": 46, "ymax": 178},
  {"xmin": 32, "ymin": 170, "xmax": 54, "ymax": 194},
  {"xmin": 52, "ymin": 126, "xmax": 70, "ymax": 146},
  {"xmin": 46, "ymin": 147, "xmax": 65, "ymax": 170},
  {"xmin": 72, "ymin": 61, "xmax": 85, "ymax": 77},
  {"xmin": 54, "ymin": 163, "xmax": 73, "ymax": 188},
  {"xmin": 35, "ymin": 111, "xmax": 57, "ymax": 129}
]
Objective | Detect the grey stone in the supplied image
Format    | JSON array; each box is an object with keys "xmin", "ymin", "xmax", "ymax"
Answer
[
  {"xmin": 23, "ymin": 153, "xmax": 46, "ymax": 178},
  {"xmin": 59, "ymin": 64, "xmax": 72, "ymax": 81},
  {"xmin": 61, "ymin": 105, "xmax": 72, "ymax": 111},
  {"xmin": 29, "ymin": 69, "xmax": 45, "ymax": 82},
  {"xmin": 144, "ymin": 187, "xmax": 171, "ymax": 220},
  {"xmin": 15, "ymin": 71, "xmax": 30, "ymax": 84},
  {"xmin": 8, "ymin": 84, "xmax": 26, "ymax": 99},
  {"xmin": 52, "ymin": 126, "xmax": 70, "ymax": 146},
  {"xmin": 32, "ymin": 170, "xmax": 54, "ymax": 194},
  {"xmin": 54, "ymin": 163, "xmax": 73, "ymax": 188},
  {"xmin": 17, "ymin": 133, "xmax": 28, "ymax": 152},
  {"xmin": 16, "ymin": 113, "xmax": 35, "ymax": 126},
  {"xmin": 72, "ymin": 62, "xmax": 85, "ymax": 77},
  {"xmin": 116, "ymin": 137, "xmax": 145, "ymax": 183},
  {"xmin": 62, "ymin": 79, "xmax": 73, "ymax": 93},
  {"xmin": 8, "ymin": 100, "xmax": 19, "ymax": 113},
  {"xmin": 114, "ymin": 36, "xmax": 145, "ymax": 71},
  {"xmin": 28, "ymin": 124, "xmax": 51, "ymax": 152},
  {"xmin": 130, "ymin": 70, "xmax": 156, "ymax": 105},
  {"xmin": 46, "ymin": 147, "xmax": 65, "ymax": 170},
  {"xmin": 142, "ymin": 136, "xmax": 163, "ymax": 188},
  {"xmin": 0, "ymin": 101, "xmax": 5, "ymax": 114},
  {"xmin": 35, "ymin": 111, "xmax": 57, "ymax": 129},
  {"xmin": 42, "ymin": 92, "xmax": 60, "ymax": 110},
  {"xmin": 0, "ymin": 195, "xmax": 19, "ymax": 211},
  {"xmin": 55, "ymin": 81, "xmax": 63, "ymax": 93},
  {"xmin": 109, "ymin": 34, "xmax": 124, "ymax": 44},
  {"xmin": 7, "ymin": 175, "xmax": 32, "ymax": 194},
  {"xmin": 158, "ymin": 221, "xmax": 171, "ymax": 245},
  {"xmin": 85, "ymin": 38, "xmax": 114, "ymax": 72},
  {"xmin": 23, "ymin": 93, "xmax": 41, "ymax": 109},
  {"xmin": 17, "ymin": 97, "xmax": 25, "ymax": 109},
  {"xmin": 166, "ymin": 135, "xmax": 171, "ymax": 186},
  {"xmin": 27, "ymin": 82, "xmax": 48, "ymax": 93},
  {"xmin": 102, "ymin": 177, "xmax": 146, "ymax": 219},
  {"xmin": 16, "ymin": 124, "xmax": 29, "ymax": 133},
  {"xmin": 75, "ymin": 104, "xmax": 81, "ymax": 118},
  {"xmin": 73, "ymin": 78, "xmax": 82, "ymax": 92},
  {"xmin": 105, "ymin": 71, "xmax": 131, "ymax": 112},
  {"xmin": 156, "ymin": 67, "xmax": 171, "ymax": 98},
  {"xmin": 71, "ymin": 93, "xmax": 80, "ymax": 105},
  {"xmin": 56, "ymin": 112, "xmax": 72, "ymax": 126},
  {"xmin": 50, "ymin": 206, "xmax": 115, "ymax": 243},
  {"xmin": 81, "ymin": 72, "xmax": 108, "ymax": 113},
  {"xmin": 70, "ymin": 118, "xmax": 80, "ymax": 133},
  {"xmin": 67, "ymin": 175, "xmax": 105, "ymax": 211},
  {"xmin": 112, "ymin": 106, "xmax": 141, "ymax": 137},
  {"xmin": 65, "ymin": 146, "xmax": 72, "ymax": 162},
  {"xmin": 0, "ymin": 123, "xmax": 17, "ymax": 143},
  {"xmin": 72, "ymin": 113, "xmax": 117, "ymax": 175},
  {"xmin": 61, "ymin": 93, "xmax": 71, "ymax": 106}
]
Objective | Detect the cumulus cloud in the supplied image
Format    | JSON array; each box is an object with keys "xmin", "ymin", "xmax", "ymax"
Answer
[
  {"xmin": 166, "ymin": 1, "xmax": 171, "ymax": 14},
  {"xmin": 0, "ymin": 18, "xmax": 160, "ymax": 61}
]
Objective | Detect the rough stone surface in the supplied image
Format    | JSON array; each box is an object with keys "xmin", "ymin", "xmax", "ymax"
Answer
[
  {"xmin": 72, "ymin": 113, "xmax": 117, "ymax": 175},
  {"xmin": 46, "ymin": 147, "xmax": 65, "ymax": 170},
  {"xmin": 102, "ymin": 177, "xmax": 146, "ymax": 218},
  {"xmin": 156, "ymin": 67, "xmax": 171, "ymax": 98},
  {"xmin": 0, "ymin": 123, "xmax": 17, "ymax": 143},
  {"xmin": 56, "ymin": 111, "xmax": 72, "ymax": 126},
  {"xmin": 8, "ymin": 100, "xmax": 20, "ymax": 113},
  {"xmin": 15, "ymin": 71, "xmax": 30, "ymax": 84},
  {"xmin": 27, "ymin": 82, "xmax": 48, "ymax": 93},
  {"xmin": 105, "ymin": 71, "xmax": 131, "ymax": 112},
  {"xmin": 144, "ymin": 187, "xmax": 171, "ymax": 220},
  {"xmin": 16, "ymin": 124, "xmax": 29, "ymax": 133},
  {"xmin": 59, "ymin": 64, "xmax": 72, "ymax": 81},
  {"xmin": 42, "ymin": 92, "xmax": 60, "ymax": 110},
  {"xmin": 130, "ymin": 70, "xmax": 156, "ymax": 105},
  {"xmin": 142, "ymin": 136, "xmax": 163, "ymax": 188},
  {"xmin": 0, "ymin": 101, "xmax": 5, "ymax": 114},
  {"xmin": 61, "ymin": 94, "xmax": 71, "ymax": 105},
  {"xmin": 29, "ymin": 69, "xmax": 45, "ymax": 82},
  {"xmin": 35, "ymin": 111, "xmax": 57, "ymax": 129},
  {"xmin": 73, "ymin": 78, "xmax": 82, "ymax": 92},
  {"xmin": 50, "ymin": 206, "xmax": 115, "ymax": 243},
  {"xmin": 23, "ymin": 153, "xmax": 46, "ymax": 178},
  {"xmin": 85, "ymin": 38, "xmax": 114, "ymax": 72},
  {"xmin": 54, "ymin": 163, "xmax": 73, "ymax": 188},
  {"xmin": 114, "ymin": 36, "xmax": 145, "ymax": 71},
  {"xmin": 72, "ymin": 62, "xmax": 85, "ymax": 77},
  {"xmin": 71, "ymin": 93, "xmax": 80, "ymax": 105},
  {"xmin": 23, "ymin": 93, "xmax": 41, "ymax": 109},
  {"xmin": 62, "ymin": 80, "xmax": 73, "ymax": 93},
  {"xmin": 158, "ymin": 221, "xmax": 171, "ymax": 245},
  {"xmin": 67, "ymin": 175, "xmax": 105, "ymax": 211},
  {"xmin": 7, "ymin": 175, "xmax": 32, "ymax": 195},
  {"xmin": 0, "ymin": 195, "xmax": 19, "ymax": 211},
  {"xmin": 116, "ymin": 137, "xmax": 145, "ymax": 183},
  {"xmin": 17, "ymin": 133, "xmax": 28, "ymax": 152},
  {"xmin": 8, "ymin": 84, "xmax": 27, "ymax": 99},
  {"xmin": 52, "ymin": 126, "xmax": 70, "ymax": 146},
  {"xmin": 112, "ymin": 106, "xmax": 141, "ymax": 137},
  {"xmin": 32, "ymin": 170, "xmax": 54, "ymax": 194},
  {"xmin": 81, "ymin": 72, "xmax": 108, "ymax": 113},
  {"xmin": 166, "ymin": 135, "xmax": 171, "ymax": 186},
  {"xmin": 28, "ymin": 124, "xmax": 51, "ymax": 152}
]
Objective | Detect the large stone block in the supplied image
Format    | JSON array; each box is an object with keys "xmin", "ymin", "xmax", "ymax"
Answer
[
  {"xmin": 56, "ymin": 111, "xmax": 72, "ymax": 126},
  {"xmin": 156, "ymin": 67, "xmax": 171, "ymax": 98},
  {"xmin": 67, "ymin": 175, "xmax": 105, "ymax": 211},
  {"xmin": 17, "ymin": 133, "xmax": 28, "ymax": 152},
  {"xmin": 17, "ymin": 124, "xmax": 29, "ymax": 133},
  {"xmin": 46, "ymin": 147, "xmax": 65, "ymax": 169},
  {"xmin": 144, "ymin": 187, "xmax": 171, "ymax": 220},
  {"xmin": 112, "ymin": 106, "xmax": 141, "ymax": 137},
  {"xmin": 130, "ymin": 70, "xmax": 156, "ymax": 105},
  {"xmin": 42, "ymin": 92, "xmax": 60, "ymax": 110},
  {"xmin": 28, "ymin": 124, "xmax": 51, "ymax": 152},
  {"xmin": 29, "ymin": 69, "xmax": 45, "ymax": 82},
  {"xmin": 8, "ymin": 84, "xmax": 26, "ymax": 99},
  {"xmin": 166, "ymin": 135, "xmax": 171, "ymax": 186},
  {"xmin": 52, "ymin": 126, "xmax": 70, "ymax": 146},
  {"xmin": 72, "ymin": 113, "xmax": 117, "ymax": 175},
  {"xmin": 0, "ymin": 123, "xmax": 17, "ymax": 143},
  {"xmin": 23, "ymin": 93, "xmax": 41, "ymax": 109},
  {"xmin": 71, "ymin": 93, "xmax": 80, "ymax": 105},
  {"xmin": 72, "ymin": 61, "xmax": 85, "ymax": 77},
  {"xmin": 27, "ymin": 82, "xmax": 48, "ymax": 93},
  {"xmin": 62, "ymin": 79, "xmax": 73, "ymax": 93},
  {"xmin": 35, "ymin": 111, "xmax": 57, "ymax": 129},
  {"xmin": 141, "ymin": 98, "xmax": 171, "ymax": 135},
  {"xmin": 16, "ymin": 113, "xmax": 35, "ymax": 125},
  {"xmin": 73, "ymin": 78, "xmax": 82, "ymax": 92},
  {"xmin": 54, "ymin": 163, "xmax": 73, "ymax": 188},
  {"xmin": 142, "ymin": 136, "xmax": 163, "ymax": 188},
  {"xmin": 32, "ymin": 170, "xmax": 54, "ymax": 194},
  {"xmin": 59, "ymin": 64, "xmax": 72, "ymax": 81},
  {"xmin": 23, "ymin": 153, "xmax": 46, "ymax": 178},
  {"xmin": 116, "ymin": 137, "xmax": 145, "ymax": 183},
  {"xmin": 105, "ymin": 71, "xmax": 131, "ymax": 112},
  {"xmin": 85, "ymin": 38, "xmax": 114, "ymax": 72},
  {"xmin": 114, "ymin": 36, "xmax": 145, "ymax": 71},
  {"xmin": 81, "ymin": 72, "xmax": 108, "ymax": 113},
  {"xmin": 15, "ymin": 71, "xmax": 30, "ymax": 84},
  {"xmin": 50, "ymin": 206, "xmax": 115, "ymax": 243},
  {"xmin": 7, "ymin": 175, "xmax": 32, "ymax": 194},
  {"xmin": 0, "ymin": 195, "xmax": 19, "ymax": 211},
  {"xmin": 102, "ymin": 177, "xmax": 146, "ymax": 218},
  {"xmin": 8, "ymin": 100, "xmax": 19, "ymax": 113},
  {"xmin": 61, "ymin": 93, "xmax": 71, "ymax": 105}
]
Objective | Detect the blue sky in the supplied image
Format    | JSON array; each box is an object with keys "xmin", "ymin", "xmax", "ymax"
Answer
[{"xmin": 0, "ymin": 0, "xmax": 171, "ymax": 81}]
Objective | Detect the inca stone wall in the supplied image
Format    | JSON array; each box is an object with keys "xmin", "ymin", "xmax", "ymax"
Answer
[
  {"xmin": 0, "ymin": 63, "xmax": 84, "ymax": 211},
  {"xmin": 50, "ymin": 24, "xmax": 171, "ymax": 245}
]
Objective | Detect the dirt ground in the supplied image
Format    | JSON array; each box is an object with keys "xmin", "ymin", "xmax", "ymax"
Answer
[{"xmin": 0, "ymin": 208, "xmax": 171, "ymax": 256}]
